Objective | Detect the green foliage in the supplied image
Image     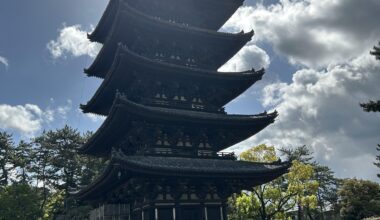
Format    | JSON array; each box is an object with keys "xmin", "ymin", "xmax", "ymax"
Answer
[
  {"xmin": 240, "ymin": 144, "xmax": 278, "ymax": 162},
  {"xmin": 0, "ymin": 183, "xmax": 41, "ymax": 220},
  {"xmin": 375, "ymin": 145, "xmax": 380, "ymax": 179},
  {"xmin": 41, "ymin": 190, "xmax": 65, "ymax": 220},
  {"xmin": 12, "ymin": 141, "xmax": 33, "ymax": 183},
  {"xmin": 32, "ymin": 126, "xmax": 86, "ymax": 193},
  {"xmin": 313, "ymin": 164, "xmax": 340, "ymax": 218},
  {"xmin": 229, "ymin": 144, "xmax": 319, "ymax": 220},
  {"xmin": 338, "ymin": 179, "xmax": 380, "ymax": 219},
  {"xmin": 0, "ymin": 126, "xmax": 106, "ymax": 219},
  {"xmin": 228, "ymin": 192, "xmax": 260, "ymax": 219},
  {"xmin": 0, "ymin": 132, "xmax": 14, "ymax": 186},
  {"xmin": 280, "ymin": 145, "xmax": 340, "ymax": 219},
  {"xmin": 31, "ymin": 126, "xmax": 105, "ymax": 218}
]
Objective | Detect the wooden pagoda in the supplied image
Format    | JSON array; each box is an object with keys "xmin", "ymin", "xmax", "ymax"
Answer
[{"xmin": 74, "ymin": 0, "xmax": 290, "ymax": 219}]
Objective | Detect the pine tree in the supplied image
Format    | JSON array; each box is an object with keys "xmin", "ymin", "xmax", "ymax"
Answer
[
  {"xmin": 375, "ymin": 145, "xmax": 380, "ymax": 178},
  {"xmin": 0, "ymin": 132, "xmax": 14, "ymax": 186},
  {"xmin": 361, "ymin": 41, "xmax": 380, "ymax": 112},
  {"xmin": 371, "ymin": 41, "xmax": 380, "ymax": 60},
  {"xmin": 361, "ymin": 42, "xmax": 380, "ymax": 179},
  {"xmin": 12, "ymin": 141, "xmax": 33, "ymax": 183}
]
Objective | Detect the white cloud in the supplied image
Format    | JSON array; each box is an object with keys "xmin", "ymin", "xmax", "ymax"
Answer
[
  {"xmin": 230, "ymin": 53, "xmax": 380, "ymax": 181},
  {"xmin": 55, "ymin": 99, "xmax": 72, "ymax": 119},
  {"xmin": 85, "ymin": 113, "xmax": 105, "ymax": 123},
  {"xmin": 223, "ymin": 0, "xmax": 380, "ymax": 68},
  {"xmin": 47, "ymin": 24, "xmax": 101, "ymax": 59},
  {"xmin": 0, "ymin": 56, "xmax": 9, "ymax": 68},
  {"xmin": 0, "ymin": 100, "xmax": 74, "ymax": 136},
  {"xmin": 219, "ymin": 44, "xmax": 270, "ymax": 72},
  {"xmin": 0, "ymin": 104, "xmax": 48, "ymax": 135}
]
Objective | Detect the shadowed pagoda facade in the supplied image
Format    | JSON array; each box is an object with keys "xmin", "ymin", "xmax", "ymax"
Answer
[{"xmin": 74, "ymin": 0, "xmax": 290, "ymax": 219}]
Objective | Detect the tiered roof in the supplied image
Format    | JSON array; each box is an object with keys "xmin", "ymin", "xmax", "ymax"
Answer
[
  {"xmin": 75, "ymin": 0, "xmax": 290, "ymax": 204},
  {"xmin": 85, "ymin": 2, "xmax": 253, "ymax": 77},
  {"xmin": 81, "ymin": 45, "xmax": 265, "ymax": 115},
  {"xmin": 89, "ymin": 0, "xmax": 244, "ymax": 43},
  {"xmin": 75, "ymin": 149, "xmax": 290, "ymax": 201},
  {"xmin": 79, "ymin": 95, "xmax": 277, "ymax": 156}
]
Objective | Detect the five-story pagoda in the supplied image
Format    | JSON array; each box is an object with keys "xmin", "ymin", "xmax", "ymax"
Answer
[{"xmin": 74, "ymin": 0, "xmax": 290, "ymax": 219}]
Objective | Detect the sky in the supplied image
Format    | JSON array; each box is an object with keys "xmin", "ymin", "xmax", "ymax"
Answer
[{"xmin": 0, "ymin": 0, "xmax": 380, "ymax": 182}]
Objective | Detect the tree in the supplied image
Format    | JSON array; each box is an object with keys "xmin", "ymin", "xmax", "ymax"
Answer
[
  {"xmin": 33, "ymin": 126, "xmax": 86, "ymax": 194},
  {"xmin": 371, "ymin": 41, "xmax": 380, "ymax": 60},
  {"xmin": 312, "ymin": 165, "xmax": 340, "ymax": 219},
  {"xmin": 229, "ymin": 145, "xmax": 319, "ymax": 220},
  {"xmin": 375, "ymin": 145, "xmax": 380, "ymax": 178},
  {"xmin": 280, "ymin": 146, "xmax": 340, "ymax": 219},
  {"xmin": 0, "ymin": 183, "xmax": 42, "ymax": 220},
  {"xmin": 361, "ymin": 42, "xmax": 380, "ymax": 112},
  {"xmin": 0, "ymin": 132, "xmax": 14, "ymax": 186},
  {"xmin": 12, "ymin": 141, "xmax": 33, "ymax": 183},
  {"xmin": 279, "ymin": 145, "xmax": 313, "ymax": 164},
  {"xmin": 361, "ymin": 41, "xmax": 380, "ymax": 179},
  {"xmin": 31, "ymin": 126, "xmax": 106, "ymax": 217},
  {"xmin": 338, "ymin": 179, "xmax": 380, "ymax": 219},
  {"xmin": 0, "ymin": 126, "xmax": 105, "ymax": 219}
]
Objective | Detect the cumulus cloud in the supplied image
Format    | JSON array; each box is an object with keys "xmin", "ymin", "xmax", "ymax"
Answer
[
  {"xmin": 47, "ymin": 24, "xmax": 101, "ymax": 59},
  {"xmin": 223, "ymin": 0, "xmax": 380, "ymax": 68},
  {"xmin": 230, "ymin": 53, "xmax": 380, "ymax": 181},
  {"xmin": 0, "ymin": 101, "xmax": 73, "ymax": 136},
  {"xmin": 219, "ymin": 44, "xmax": 270, "ymax": 72},
  {"xmin": 0, "ymin": 56, "xmax": 9, "ymax": 68},
  {"xmin": 0, "ymin": 104, "xmax": 51, "ymax": 135}
]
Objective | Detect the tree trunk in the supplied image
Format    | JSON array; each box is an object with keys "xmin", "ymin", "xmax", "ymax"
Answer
[{"xmin": 297, "ymin": 204, "xmax": 302, "ymax": 220}]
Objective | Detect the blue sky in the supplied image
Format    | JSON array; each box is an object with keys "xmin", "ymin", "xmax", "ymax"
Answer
[
  {"xmin": 1, "ymin": 0, "xmax": 380, "ymax": 181},
  {"xmin": 0, "ymin": 0, "xmax": 107, "ymax": 135}
]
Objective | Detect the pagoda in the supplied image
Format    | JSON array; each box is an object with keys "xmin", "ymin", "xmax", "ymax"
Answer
[{"xmin": 74, "ymin": 0, "xmax": 290, "ymax": 219}]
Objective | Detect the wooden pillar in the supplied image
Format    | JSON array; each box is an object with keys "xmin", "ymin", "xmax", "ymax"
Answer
[
  {"xmin": 221, "ymin": 202, "xmax": 228, "ymax": 220},
  {"xmin": 201, "ymin": 199, "xmax": 207, "ymax": 220}
]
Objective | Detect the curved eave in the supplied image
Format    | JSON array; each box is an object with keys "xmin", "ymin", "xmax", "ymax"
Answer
[
  {"xmin": 72, "ymin": 163, "xmax": 123, "ymax": 201},
  {"xmin": 118, "ymin": 2, "xmax": 254, "ymax": 42},
  {"xmin": 74, "ymin": 151, "xmax": 290, "ymax": 201},
  {"xmin": 81, "ymin": 45, "xmax": 265, "ymax": 115},
  {"xmin": 79, "ymin": 96, "xmax": 277, "ymax": 156},
  {"xmin": 114, "ymin": 155, "xmax": 291, "ymax": 179},
  {"xmin": 89, "ymin": 0, "xmax": 245, "ymax": 43},
  {"xmin": 88, "ymin": 0, "xmax": 120, "ymax": 43},
  {"xmin": 85, "ymin": 3, "xmax": 253, "ymax": 77}
]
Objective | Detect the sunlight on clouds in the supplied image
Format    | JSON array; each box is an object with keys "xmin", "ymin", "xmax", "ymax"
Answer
[
  {"xmin": 47, "ymin": 24, "xmax": 101, "ymax": 59},
  {"xmin": 0, "ymin": 100, "xmax": 75, "ymax": 136},
  {"xmin": 230, "ymin": 53, "xmax": 380, "ymax": 181},
  {"xmin": 219, "ymin": 44, "xmax": 270, "ymax": 72},
  {"xmin": 221, "ymin": 0, "xmax": 380, "ymax": 181},
  {"xmin": 0, "ymin": 104, "xmax": 47, "ymax": 135},
  {"xmin": 223, "ymin": 0, "xmax": 380, "ymax": 68}
]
